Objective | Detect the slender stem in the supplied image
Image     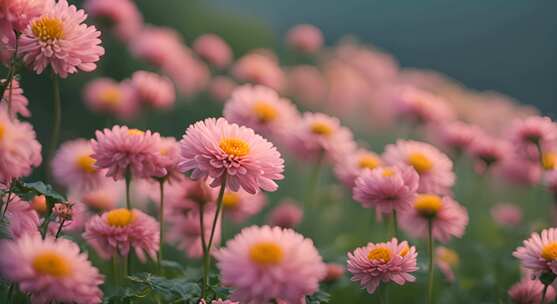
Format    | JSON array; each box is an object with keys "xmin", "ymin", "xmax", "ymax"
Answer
[
  {"xmin": 6, "ymin": 283, "xmax": 14, "ymax": 303},
  {"xmin": 125, "ymin": 171, "xmax": 132, "ymax": 210},
  {"xmin": 47, "ymin": 72, "xmax": 61, "ymax": 161},
  {"xmin": 123, "ymin": 253, "xmax": 129, "ymax": 281},
  {"xmin": 377, "ymin": 284, "xmax": 387, "ymax": 304},
  {"xmin": 199, "ymin": 203, "xmax": 208, "ymax": 300},
  {"xmin": 389, "ymin": 210, "xmax": 398, "ymax": 238},
  {"xmin": 541, "ymin": 283, "xmax": 549, "ymax": 304},
  {"xmin": 112, "ymin": 256, "xmax": 118, "ymax": 286},
  {"xmin": 54, "ymin": 219, "xmax": 65, "ymax": 239},
  {"xmin": 157, "ymin": 180, "xmax": 165, "ymax": 273},
  {"xmin": 307, "ymin": 152, "xmax": 324, "ymax": 208},
  {"xmin": 427, "ymin": 219, "xmax": 434, "ymax": 304},
  {"xmin": 2, "ymin": 189, "xmax": 13, "ymax": 218},
  {"xmin": 40, "ymin": 204, "xmax": 53, "ymax": 239}
]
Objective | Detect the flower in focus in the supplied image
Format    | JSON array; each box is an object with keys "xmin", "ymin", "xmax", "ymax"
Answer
[
  {"xmin": 83, "ymin": 208, "xmax": 159, "ymax": 262},
  {"xmin": 4, "ymin": 196, "xmax": 39, "ymax": 238},
  {"xmin": 193, "ymin": 33, "xmax": 232, "ymax": 68},
  {"xmin": 232, "ymin": 51, "xmax": 284, "ymax": 91},
  {"xmin": 19, "ymin": 0, "xmax": 104, "ymax": 77},
  {"xmin": 84, "ymin": 0, "xmax": 142, "ymax": 42},
  {"xmin": 131, "ymin": 70, "xmax": 176, "ymax": 110},
  {"xmin": 507, "ymin": 116, "xmax": 557, "ymax": 163},
  {"xmin": 508, "ymin": 279, "xmax": 556, "ymax": 304},
  {"xmin": 347, "ymin": 238, "xmax": 417, "ymax": 294},
  {"xmin": 435, "ymin": 246, "xmax": 459, "ymax": 283},
  {"xmin": 91, "ymin": 125, "xmax": 167, "ymax": 180},
  {"xmin": 513, "ymin": 228, "xmax": 557, "ymax": 277},
  {"xmin": 215, "ymin": 225, "xmax": 325, "ymax": 303},
  {"xmin": 83, "ymin": 78, "xmax": 139, "ymax": 119},
  {"xmin": 383, "ymin": 140, "xmax": 455, "ymax": 195},
  {"xmin": 221, "ymin": 189, "xmax": 266, "ymax": 223},
  {"xmin": 491, "ymin": 203, "xmax": 522, "ymax": 227},
  {"xmin": 285, "ymin": 24, "xmax": 323, "ymax": 54},
  {"xmin": 266, "ymin": 198, "xmax": 303, "ymax": 229},
  {"xmin": 178, "ymin": 117, "xmax": 284, "ymax": 194},
  {"xmin": 0, "ymin": 234, "xmax": 103, "ymax": 304},
  {"xmin": 223, "ymin": 84, "xmax": 299, "ymax": 139},
  {"xmin": 353, "ymin": 165, "xmax": 419, "ymax": 216},
  {"xmin": 1, "ymin": 79, "xmax": 31, "ymax": 118},
  {"xmin": 399, "ymin": 194, "xmax": 468, "ymax": 243},
  {"xmin": 334, "ymin": 148, "xmax": 382, "ymax": 188}
]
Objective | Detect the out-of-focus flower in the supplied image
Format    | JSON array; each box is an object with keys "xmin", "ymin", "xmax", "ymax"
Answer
[
  {"xmin": 383, "ymin": 140, "xmax": 455, "ymax": 195},
  {"xmin": 507, "ymin": 116, "xmax": 557, "ymax": 163},
  {"xmin": 221, "ymin": 189, "xmax": 266, "ymax": 223},
  {"xmin": 178, "ymin": 118, "xmax": 284, "ymax": 194},
  {"xmin": 469, "ymin": 135, "xmax": 510, "ymax": 173},
  {"xmin": 514, "ymin": 228, "xmax": 557, "ymax": 277},
  {"xmin": 0, "ymin": 108, "xmax": 42, "ymax": 183},
  {"xmin": 1, "ymin": 79, "xmax": 30, "ymax": 118},
  {"xmin": 322, "ymin": 263, "xmax": 344, "ymax": 283},
  {"xmin": 49, "ymin": 202, "xmax": 88, "ymax": 234},
  {"xmin": 285, "ymin": 65, "xmax": 326, "ymax": 106},
  {"xmin": 83, "ymin": 78, "xmax": 139, "ymax": 120},
  {"xmin": 508, "ymin": 279, "xmax": 556, "ymax": 304},
  {"xmin": 0, "ymin": 20, "xmax": 16, "ymax": 64},
  {"xmin": 347, "ymin": 238, "xmax": 417, "ymax": 294},
  {"xmin": 334, "ymin": 149, "xmax": 382, "ymax": 188},
  {"xmin": 490, "ymin": 203, "xmax": 522, "ymax": 227},
  {"xmin": 193, "ymin": 33, "xmax": 232, "ymax": 68},
  {"xmin": 431, "ymin": 121, "xmax": 483, "ymax": 154},
  {"xmin": 267, "ymin": 199, "xmax": 303, "ymax": 229},
  {"xmin": 91, "ymin": 126, "xmax": 167, "ymax": 180},
  {"xmin": 0, "ymin": 234, "xmax": 103, "ymax": 304},
  {"xmin": 495, "ymin": 155, "xmax": 542, "ymax": 186},
  {"xmin": 435, "ymin": 246, "xmax": 459, "ymax": 282},
  {"xmin": 4, "ymin": 196, "xmax": 39, "ymax": 238},
  {"xmin": 215, "ymin": 225, "xmax": 325, "ymax": 303},
  {"xmin": 393, "ymin": 86, "xmax": 455, "ymax": 125},
  {"xmin": 83, "ymin": 208, "xmax": 159, "ymax": 262},
  {"xmin": 19, "ymin": 0, "xmax": 104, "ymax": 77},
  {"xmin": 73, "ymin": 181, "xmax": 122, "ymax": 212},
  {"xmin": 84, "ymin": 0, "xmax": 142, "ymax": 42},
  {"xmin": 399, "ymin": 194, "xmax": 468, "ymax": 243},
  {"xmin": 285, "ymin": 24, "xmax": 323, "ymax": 54},
  {"xmin": 353, "ymin": 165, "xmax": 419, "ymax": 216},
  {"xmin": 131, "ymin": 71, "xmax": 175, "ymax": 110},
  {"xmin": 0, "ymin": 0, "xmax": 45, "ymax": 32},
  {"xmin": 162, "ymin": 47, "xmax": 209, "ymax": 97},
  {"xmin": 232, "ymin": 52, "xmax": 284, "ymax": 91},
  {"xmin": 209, "ymin": 76, "xmax": 237, "ymax": 102}
]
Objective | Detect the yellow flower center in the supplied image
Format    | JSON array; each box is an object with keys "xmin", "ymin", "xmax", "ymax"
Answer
[
  {"xmin": 543, "ymin": 152, "xmax": 557, "ymax": 171},
  {"xmin": 32, "ymin": 251, "xmax": 71, "ymax": 277},
  {"xmin": 100, "ymin": 87, "xmax": 122, "ymax": 106},
  {"xmin": 31, "ymin": 17, "xmax": 64, "ymax": 42},
  {"xmin": 438, "ymin": 248, "xmax": 459, "ymax": 266},
  {"xmin": 382, "ymin": 167, "xmax": 395, "ymax": 177},
  {"xmin": 399, "ymin": 244, "xmax": 410, "ymax": 257},
  {"xmin": 106, "ymin": 208, "xmax": 135, "ymax": 227},
  {"xmin": 75, "ymin": 154, "xmax": 96, "ymax": 174},
  {"xmin": 249, "ymin": 242, "xmax": 284, "ymax": 266},
  {"xmin": 414, "ymin": 194, "xmax": 443, "ymax": 217},
  {"xmin": 222, "ymin": 192, "xmax": 240, "ymax": 209},
  {"xmin": 127, "ymin": 129, "xmax": 144, "ymax": 136},
  {"xmin": 219, "ymin": 138, "xmax": 250, "ymax": 157},
  {"xmin": 358, "ymin": 154, "xmax": 380, "ymax": 170},
  {"xmin": 310, "ymin": 121, "xmax": 333, "ymax": 136},
  {"xmin": 253, "ymin": 101, "xmax": 278, "ymax": 123},
  {"xmin": 367, "ymin": 246, "xmax": 392, "ymax": 262},
  {"xmin": 541, "ymin": 242, "xmax": 557, "ymax": 261},
  {"xmin": 407, "ymin": 152, "xmax": 433, "ymax": 174}
]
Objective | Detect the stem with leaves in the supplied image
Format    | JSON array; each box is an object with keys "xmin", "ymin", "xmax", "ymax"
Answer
[
  {"xmin": 157, "ymin": 179, "xmax": 165, "ymax": 273},
  {"xmin": 47, "ymin": 72, "xmax": 61, "ymax": 161}
]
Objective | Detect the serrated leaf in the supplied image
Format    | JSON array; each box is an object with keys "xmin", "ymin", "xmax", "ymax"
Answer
[
  {"xmin": 11, "ymin": 180, "xmax": 66, "ymax": 206},
  {"xmin": 305, "ymin": 290, "xmax": 330, "ymax": 304},
  {"xmin": 127, "ymin": 273, "xmax": 201, "ymax": 303}
]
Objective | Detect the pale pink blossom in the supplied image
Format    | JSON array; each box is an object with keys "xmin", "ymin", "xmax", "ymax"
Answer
[
  {"xmin": 84, "ymin": 0, "xmax": 142, "ymax": 42},
  {"xmin": 83, "ymin": 78, "xmax": 139, "ymax": 120},
  {"xmin": 131, "ymin": 70, "xmax": 175, "ymax": 110},
  {"xmin": 267, "ymin": 199, "xmax": 303, "ymax": 229},
  {"xmin": 514, "ymin": 228, "xmax": 557, "ymax": 277},
  {"xmin": 1, "ymin": 78, "xmax": 30, "ymax": 118},
  {"xmin": 4, "ymin": 196, "xmax": 39, "ymax": 238},
  {"xmin": 193, "ymin": 33, "xmax": 232, "ymax": 68},
  {"xmin": 435, "ymin": 246, "xmax": 459, "ymax": 283},
  {"xmin": 221, "ymin": 189, "xmax": 266, "ymax": 223},
  {"xmin": 491, "ymin": 203, "xmax": 522, "ymax": 227},
  {"xmin": 232, "ymin": 52, "xmax": 284, "ymax": 91},
  {"xmin": 509, "ymin": 279, "xmax": 556, "ymax": 304},
  {"xmin": 209, "ymin": 76, "xmax": 237, "ymax": 102},
  {"xmin": 285, "ymin": 24, "xmax": 323, "ymax": 54},
  {"xmin": 507, "ymin": 116, "xmax": 557, "ymax": 163}
]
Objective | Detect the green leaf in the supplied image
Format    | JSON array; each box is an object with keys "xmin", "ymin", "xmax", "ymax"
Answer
[
  {"xmin": 127, "ymin": 273, "xmax": 201, "ymax": 303},
  {"xmin": 11, "ymin": 180, "xmax": 66, "ymax": 204},
  {"xmin": 306, "ymin": 290, "xmax": 331, "ymax": 304}
]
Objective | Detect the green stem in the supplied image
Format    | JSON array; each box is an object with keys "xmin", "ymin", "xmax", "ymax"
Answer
[
  {"xmin": 541, "ymin": 283, "xmax": 548, "ymax": 304},
  {"xmin": 199, "ymin": 203, "xmax": 208, "ymax": 300},
  {"xmin": 6, "ymin": 283, "xmax": 14, "ymax": 303},
  {"xmin": 40, "ymin": 205, "xmax": 53, "ymax": 239},
  {"xmin": 427, "ymin": 219, "xmax": 434, "ymax": 304},
  {"xmin": 389, "ymin": 210, "xmax": 398, "ymax": 238},
  {"xmin": 125, "ymin": 171, "xmax": 132, "ymax": 210},
  {"xmin": 307, "ymin": 153, "xmax": 324, "ymax": 208},
  {"xmin": 378, "ymin": 284, "xmax": 387, "ymax": 304},
  {"xmin": 47, "ymin": 72, "xmax": 61, "ymax": 161},
  {"xmin": 112, "ymin": 256, "xmax": 118, "ymax": 286},
  {"xmin": 54, "ymin": 219, "xmax": 65, "ymax": 239},
  {"xmin": 157, "ymin": 179, "xmax": 165, "ymax": 274}
]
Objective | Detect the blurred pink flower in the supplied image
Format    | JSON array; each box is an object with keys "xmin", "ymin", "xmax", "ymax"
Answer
[
  {"xmin": 232, "ymin": 52, "xmax": 284, "ymax": 91},
  {"xmin": 221, "ymin": 189, "xmax": 266, "ymax": 223},
  {"xmin": 267, "ymin": 199, "xmax": 303, "ymax": 229},
  {"xmin": 84, "ymin": 0, "xmax": 142, "ymax": 42},
  {"xmin": 4, "ymin": 196, "xmax": 39, "ymax": 238},
  {"xmin": 322, "ymin": 263, "xmax": 345, "ymax": 283},
  {"xmin": 495, "ymin": 155, "xmax": 542, "ymax": 186},
  {"xmin": 0, "ymin": 0, "xmax": 45, "ymax": 32},
  {"xmin": 131, "ymin": 70, "xmax": 175, "ymax": 110},
  {"xmin": 334, "ymin": 148, "xmax": 382, "ymax": 188},
  {"xmin": 193, "ymin": 33, "xmax": 232, "ymax": 68},
  {"xmin": 508, "ymin": 279, "xmax": 556, "ymax": 304},
  {"xmin": 83, "ymin": 78, "xmax": 139, "ymax": 120},
  {"xmin": 347, "ymin": 238, "xmax": 417, "ymax": 294},
  {"xmin": 19, "ymin": 0, "xmax": 104, "ymax": 77},
  {"xmin": 468, "ymin": 135, "xmax": 510, "ymax": 173},
  {"xmin": 1, "ymin": 79, "xmax": 30, "ymax": 118},
  {"xmin": 431, "ymin": 121, "xmax": 484, "ymax": 154},
  {"xmin": 393, "ymin": 86, "xmax": 455, "ymax": 125},
  {"xmin": 209, "ymin": 76, "xmax": 237, "ymax": 102},
  {"xmin": 491, "ymin": 203, "xmax": 522, "ymax": 227},
  {"xmin": 514, "ymin": 228, "xmax": 557, "ymax": 277},
  {"xmin": 129, "ymin": 25, "xmax": 183, "ymax": 67},
  {"xmin": 215, "ymin": 225, "xmax": 325, "ymax": 303},
  {"xmin": 285, "ymin": 65, "xmax": 326, "ymax": 106},
  {"xmin": 285, "ymin": 24, "xmax": 323, "ymax": 54},
  {"xmin": 435, "ymin": 246, "xmax": 459, "ymax": 283},
  {"xmin": 507, "ymin": 116, "xmax": 557, "ymax": 163},
  {"xmin": 73, "ymin": 181, "xmax": 122, "ymax": 211}
]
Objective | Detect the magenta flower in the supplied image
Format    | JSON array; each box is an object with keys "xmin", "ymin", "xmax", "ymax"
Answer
[
  {"xmin": 383, "ymin": 140, "xmax": 455, "ymax": 195},
  {"xmin": 131, "ymin": 70, "xmax": 176, "ymax": 110},
  {"xmin": 334, "ymin": 148, "xmax": 382, "ymax": 188},
  {"xmin": 215, "ymin": 225, "xmax": 325, "ymax": 303},
  {"xmin": 347, "ymin": 238, "xmax": 418, "ymax": 294},
  {"xmin": 1, "ymin": 79, "xmax": 30, "ymax": 118},
  {"xmin": 4, "ymin": 196, "xmax": 39, "ymax": 238},
  {"xmin": 178, "ymin": 117, "xmax": 284, "ymax": 194},
  {"xmin": 509, "ymin": 279, "xmax": 556, "ymax": 304},
  {"xmin": 0, "ymin": 234, "xmax": 103, "ymax": 304},
  {"xmin": 84, "ymin": 0, "xmax": 142, "ymax": 42},
  {"xmin": 286, "ymin": 24, "xmax": 323, "ymax": 54},
  {"xmin": 83, "ymin": 208, "xmax": 159, "ymax": 262},
  {"xmin": 266, "ymin": 199, "xmax": 303, "ymax": 229},
  {"xmin": 514, "ymin": 228, "xmax": 557, "ymax": 277},
  {"xmin": 19, "ymin": 0, "xmax": 104, "ymax": 78},
  {"xmin": 83, "ymin": 78, "xmax": 139, "ymax": 120},
  {"xmin": 353, "ymin": 165, "xmax": 419, "ymax": 216},
  {"xmin": 193, "ymin": 33, "xmax": 232, "ymax": 68},
  {"xmin": 220, "ymin": 188, "xmax": 266, "ymax": 223}
]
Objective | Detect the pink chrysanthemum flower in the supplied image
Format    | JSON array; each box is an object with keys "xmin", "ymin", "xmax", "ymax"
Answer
[
  {"xmin": 91, "ymin": 125, "xmax": 167, "ymax": 180},
  {"xmin": 5, "ymin": 197, "xmax": 39, "ymax": 238},
  {"xmin": 347, "ymin": 238, "xmax": 418, "ymax": 294},
  {"xmin": 155, "ymin": 136, "xmax": 183, "ymax": 183},
  {"xmin": 48, "ymin": 202, "xmax": 88, "ymax": 234},
  {"xmin": 468, "ymin": 135, "xmax": 511, "ymax": 173},
  {"xmin": 178, "ymin": 117, "xmax": 284, "ymax": 194},
  {"xmin": 334, "ymin": 148, "xmax": 382, "ymax": 188},
  {"xmin": 193, "ymin": 33, "xmax": 232, "ymax": 68},
  {"xmin": 52, "ymin": 139, "xmax": 108, "ymax": 192},
  {"xmin": 267, "ymin": 199, "xmax": 303, "ymax": 229},
  {"xmin": 513, "ymin": 228, "xmax": 557, "ymax": 277},
  {"xmin": 162, "ymin": 46, "xmax": 209, "ymax": 97},
  {"xmin": 83, "ymin": 78, "xmax": 139, "ymax": 120},
  {"xmin": 285, "ymin": 65, "xmax": 326, "ymax": 106},
  {"xmin": 232, "ymin": 52, "xmax": 284, "ymax": 91},
  {"xmin": 131, "ymin": 70, "xmax": 175, "ymax": 110},
  {"xmin": 285, "ymin": 112, "xmax": 356, "ymax": 162},
  {"xmin": 491, "ymin": 203, "xmax": 522, "ymax": 227},
  {"xmin": 399, "ymin": 194, "xmax": 468, "ymax": 243},
  {"xmin": 0, "ymin": 234, "xmax": 103, "ymax": 304},
  {"xmin": 495, "ymin": 155, "xmax": 542, "ymax": 186},
  {"xmin": 84, "ymin": 0, "xmax": 142, "ymax": 42},
  {"xmin": 0, "ymin": 0, "xmax": 45, "ymax": 32},
  {"xmin": 0, "ymin": 108, "xmax": 42, "ymax": 183},
  {"xmin": 353, "ymin": 165, "xmax": 419, "ymax": 216},
  {"xmin": 509, "ymin": 279, "xmax": 556, "ymax": 304},
  {"xmin": 129, "ymin": 25, "xmax": 184, "ymax": 68},
  {"xmin": 1, "ymin": 79, "xmax": 31, "ymax": 118},
  {"xmin": 221, "ymin": 188, "xmax": 266, "ymax": 223},
  {"xmin": 285, "ymin": 24, "xmax": 323, "ymax": 54},
  {"xmin": 73, "ymin": 180, "xmax": 122, "ymax": 211},
  {"xmin": 383, "ymin": 140, "xmax": 455, "ymax": 195},
  {"xmin": 507, "ymin": 116, "xmax": 557, "ymax": 162},
  {"xmin": 215, "ymin": 225, "xmax": 326, "ymax": 303},
  {"xmin": 431, "ymin": 121, "xmax": 483, "ymax": 154},
  {"xmin": 435, "ymin": 246, "xmax": 459, "ymax": 283},
  {"xmin": 223, "ymin": 84, "xmax": 300, "ymax": 139},
  {"xmin": 322, "ymin": 263, "xmax": 345, "ymax": 283},
  {"xmin": 209, "ymin": 76, "xmax": 237, "ymax": 102},
  {"xmin": 83, "ymin": 208, "xmax": 159, "ymax": 262},
  {"xmin": 0, "ymin": 20, "xmax": 16, "ymax": 64},
  {"xmin": 19, "ymin": 0, "xmax": 104, "ymax": 78},
  {"xmin": 393, "ymin": 86, "xmax": 455, "ymax": 125}
]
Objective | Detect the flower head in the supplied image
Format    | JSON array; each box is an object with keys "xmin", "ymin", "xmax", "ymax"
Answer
[
  {"xmin": 1, "ymin": 79, "xmax": 31, "ymax": 118},
  {"xmin": 84, "ymin": 0, "xmax": 142, "ymax": 42},
  {"xmin": 83, "ymin": 78, "xmax": 139, "ymax": 120},
  {"xmin": 221, "ymin": 188, "xmax": 266, "ymax": 223},
  {"xmin": 266, "ymin": 199, "xmax": 303, "ymax": 229},
  {"xmin": 507, "ymin": 116, "xmax": 557, "ymax": 162},
  {"xmin": 393, "ymin": 86, "xmax": 455, "ymax": 125},
  {"xmin": 4, "ymin": 196, "xmax": 39, "ymax": 238},
  {"xmin": 0, "ymin": 0, "xmax": 45, "ymax": 32},
  {"xmin": 19, "ymin": 0, "xmax": 104, "ymax": 77},
  {"xmin": 232, "ymin": 52, "xmax": 284, "ymax": 91},
  {"xmin": 131, "ymin": 71, "xmax": 175, "ymax": 110},
  {"xmin": 193, "ymin": 33, "xmax": 232, "ymax": 68},
  {"xmin": 215, "ymin": 225, "xmax": 325, "ymax": 303},
  {"xmin": 435, "ymin": 246, "xmax": 459, "ymax": 282},
  {"xmin": 432, "ymin": 121, "xmax": 483, "ymax": 153},
  {"xmin": 491, "ymin": 203, "xmax": 522, "ymax": 227},
  {"xmin": 334, "ymin": 148, "xmax": 382, "ymax": 188},
  {"xmin": 347, "ymin": 238, "xmax": 418, "ymax": 294},
  {"xmin": 514, "ymin": 228, "xmax": 557, "ymax": 277},
  {"xmin": 286, "ymin": 24, "xmax": 323, "ymax": 54},
  {"xmin": 508, "ymin": 279, "xmax": 556, "ymax": 304}
]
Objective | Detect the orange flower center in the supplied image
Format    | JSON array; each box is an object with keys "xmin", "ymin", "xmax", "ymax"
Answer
[
  {"xmin": 399, "ymin": 244, "xmax": 410, "ymax": 257},
  {"xmin": 100, "ymin": 87, "xmax": 122, "ymax": 106},
  {"xmin": 106, "ymin": 208, "xmax": 135, "ymax": 227},
  {"xmin": 222, "ymin": 192, "xmax": 240, "ymax": 209},
  {"xmin": 382, "ymin": 167, "xmax": 395, "ymax": 177},
  {"xmin": 219, "ymin": 138, "xmax": 250, "ymax": 157},
  {"xmin": 249, "ymin": 241, "xmax": 284, "ymax": 266},
  {"xmin": 358, "ymin": 154, "xmax": 380, "ymax": 170},
  {"xmin": 543, "ymin": 152, "xmax": 557, "ymax": 171},
  {"xmin": 367, "ymin": 246, "xmax": 392, "ymax": 262},
  {"xmin": 32, "ymin": 251, "xmax": 71, "ymax": 277},
  {"xmin": 75, "ymin": 154, "xmax": 96, "ymax": 174},
  {"xmin": 310, "ymin": 121, "xmax": 333, "ymax": 136},
  {"xmin": 127, "ymin": 129, "xmax": 144, "ymax": 136},
  {"xmin": 541, "ymin": 242, "xmax": 557, "ymax": 261},
  {"xmin": 438, "ymin": 247, "xmax": 459, "ymax": 266},
  {"xmin": 31, "ymin": 17, "xmax": 64, "ymax": 42},
  {"xmin": 407, "ymin": 152, "xmax": 433, "ymax": 174},
  {"xmin": 0, "ymin": 123, "xmax": 5, "ymax": 141},
  {"xmin": 414, "ymin": 194, "xmax": 443, "ymax": 217},
  {"xmin": 253, "ymin": 101, "xmax": 278, "ymax": 123}
]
